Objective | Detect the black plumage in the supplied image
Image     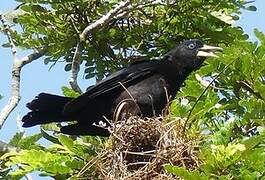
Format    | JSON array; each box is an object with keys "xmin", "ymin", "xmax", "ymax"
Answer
[{"xmin": 22, "ymin": 39, "xmax": 222, "ymax": 136}]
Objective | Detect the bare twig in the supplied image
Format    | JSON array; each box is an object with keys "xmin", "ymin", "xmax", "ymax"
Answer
[
  {"xmin": 125, "ymin": 150, "xmax": 156, "ymax": 155},
  {"xmin": 68, "ymin": 16, "xmax": 83, "ymax": 93},
  {"xmin": 77, "ymin": 151, "xmax": 108, "ymax": 177},
  {"xmin": 118, "ymin": 82, "xmax": 136, "ymax": 102},
  {"xmin": 0, "ymin": 16, "xmax": 47, "ymax": 129}
]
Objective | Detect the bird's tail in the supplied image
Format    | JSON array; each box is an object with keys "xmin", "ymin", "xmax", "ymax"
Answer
[{"xmin": 22, "ymin": 93, "xmax": 73, "ymax": 127}]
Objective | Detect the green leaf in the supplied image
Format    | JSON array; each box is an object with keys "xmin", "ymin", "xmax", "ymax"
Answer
[
  {"xmin": 9, "ymin": 133, "xmax": 42, "ymax": 150},
  {"xmin": 20, "ymin": 5, "xmax": 31, "ymax": 12},
  {"xmin": 164, "ymin": 164, "xmax": 208, "ymax": 180},
  {"xmin": 242, "ymin": 135, "xmax": 265, "ymax": 154},
  {"xmin": 31, "ymin": 5, "xmax": 47, "ymax": 12},
  {"xmin": 64, "ymin": 64, "xmax": 72, "ymax": 71},
  {"xmin": 85, "ymin": 72, "xmax": 96, "ymax": 79},
  {"xmin": 58, "ymin": 135, "xmax": 74, "ymax": 150},
  {"xmin": 84, "ymin": 67, "xmax": 95, "ymax": 74},
  {"xmin": 5, "ymin": 149, "xmax": 73, "ymax": 176},
  {"xmin": 246, "ymin": 6, "xmax": 257, "ymax": 11},
  {"xmin": 40, "ymin": 128, "xmax": 60, "ymax": 144},
  {"xmin": 61, "ymin": 86, "xmax": 80, "ymax": 97},
  {"xmin": 2, "ymin": 43, "xmax": 11, "ymax": 48},
  {"xmin": 44, "ymin": 57, "xmax": 51, "ymax": 65},
  {"xmin": 254, "ymin": 28, "xmax": 265, "ymax": 45},
  {"xmin": 9, "ymin": 132, "xmax": 24, "ymax": 147}
]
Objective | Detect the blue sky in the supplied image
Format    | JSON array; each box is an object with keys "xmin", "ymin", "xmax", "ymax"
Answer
[{"xmin": 0, "ymin": 1, "xmax": 265, "ymax": 142}]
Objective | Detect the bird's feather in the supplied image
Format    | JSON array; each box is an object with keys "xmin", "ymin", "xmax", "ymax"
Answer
[{"xmin": 63, "ymin": 60, "xmax": 161, "ymax": 116}]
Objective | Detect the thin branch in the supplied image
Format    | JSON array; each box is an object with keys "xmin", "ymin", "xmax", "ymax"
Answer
[
  {"xmin": 0, "ymin": 14, "xmax": 17, "ymax": 59},
  {"xmin": 69, "ymin": 43, "xmax": 83, "ymax": 93},
  {"xmin": 20, "ymin": 47, "xmax": 47, "ymax": 66},
  {"xmin": 79, "ymin": 0, "xmax": 131, "ymax": 42},
  {"xmin": 0, "ymin": 16, "xmax": 47, "ymax": 129},
  {"xmin": 0, "ymin": 140, "xmax": 18, "ymax": 153},
  {"xmin": 69, "ymin": 15, "xmax": 80, "ymax": 34},
  {"xmin": 71, "ymin": 1, "xmax": 131, "ymax": 93}
]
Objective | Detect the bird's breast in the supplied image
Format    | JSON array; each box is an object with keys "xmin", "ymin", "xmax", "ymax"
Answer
[{"xmin": 114, "ymin": 74, "xmax": 174, "ymax": 117}]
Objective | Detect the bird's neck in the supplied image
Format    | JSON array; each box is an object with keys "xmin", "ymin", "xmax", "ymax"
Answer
[{"xmin": 160, "ymin": 59, "xmax": 194, "ymax": 96}]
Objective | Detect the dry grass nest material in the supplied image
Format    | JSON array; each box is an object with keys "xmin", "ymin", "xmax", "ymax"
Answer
[{"xmin": 89, "ymin": 116, "xmax": 200, "ymax": 180}]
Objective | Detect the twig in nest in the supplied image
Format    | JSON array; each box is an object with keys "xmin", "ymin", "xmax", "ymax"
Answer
[
  {"xmin": 77, "ymin": 151, "xmax": 109, "ymax": 177},
  {"xmin": 91, "ymin": 116, "xmax": 199, "ymax": 179}
]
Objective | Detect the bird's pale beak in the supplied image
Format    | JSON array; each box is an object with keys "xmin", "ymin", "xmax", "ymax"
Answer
[{"xmin": 197, "ymin": 45, "xmax": 223, "ymax": 58}]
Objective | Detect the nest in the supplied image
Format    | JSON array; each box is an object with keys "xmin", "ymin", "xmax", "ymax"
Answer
[{"xmin": 80, "ymin": 116, "xmax": 200, "ymax": 180}]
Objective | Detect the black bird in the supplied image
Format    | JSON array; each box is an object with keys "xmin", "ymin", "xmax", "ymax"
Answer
[{"xmin": 22, "ymin": 39, "xmax": 222, "ymax": 136}]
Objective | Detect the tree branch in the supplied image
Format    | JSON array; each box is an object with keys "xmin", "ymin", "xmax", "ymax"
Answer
[
  {"xmin": 0, "ymin": 16, "xmax": 47, "ymax": 129},
  {"xmin": 79, "ymin": 0, "xmax": 131, "ymax": 42},
  {"xmin": 21, "ymin": 47, "xmax": 47, "ymax": 66},
  {"xmin": 69, "ymin": 43, "xmax": 83, "ymax": 94},
  {"xmin": 68, "ymin": 1, "xmax": 130, "ymax": 93},
  {"xmin": 74, "ymin": 0, "xmax": 161, "ymax": 93}
]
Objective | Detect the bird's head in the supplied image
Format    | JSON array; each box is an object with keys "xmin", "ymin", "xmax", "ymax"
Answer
[{"xmin": 165, "ymin": 39, "xmax": 223, "ymax": 70}]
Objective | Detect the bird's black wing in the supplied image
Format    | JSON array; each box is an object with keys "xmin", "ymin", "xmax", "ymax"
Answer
[{"xmin": 63, "ymin": 60, "xmax": 161, "ymax": 116}]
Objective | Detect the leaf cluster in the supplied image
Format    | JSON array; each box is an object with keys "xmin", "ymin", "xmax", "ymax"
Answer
[
  {"xmin": 166, "ymin": 29, "xmax": 265, "ymax": 180},
  {"xmin": 2, "ymin": 0, "xmax": 250, "ymax": 80},
  {"xmin": 1, "ymin": 132, "xmax": 105, "ymax": 179}
]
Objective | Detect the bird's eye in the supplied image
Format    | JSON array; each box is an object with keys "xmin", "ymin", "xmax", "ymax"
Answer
[{"xmin": 188, "ymin": 43, "xmax": 196, "ymax": 49}]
